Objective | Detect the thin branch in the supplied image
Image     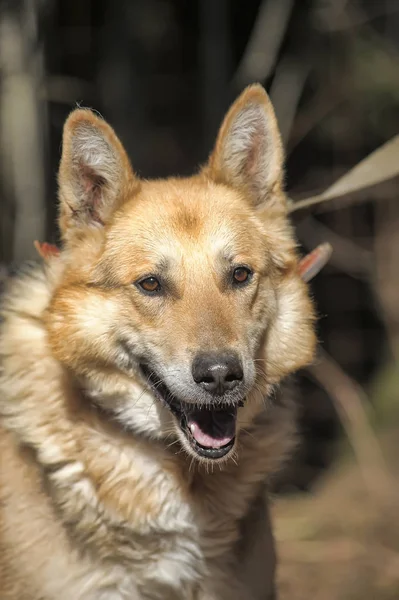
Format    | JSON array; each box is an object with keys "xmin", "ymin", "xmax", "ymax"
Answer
[
  {"xmin": 287, "ymin": 84, "xmax": 345, "ymax": 155},
  {"xmin": 314, "ymin": 0, "xmax": 399, "ymax": 32},
  {"xmin": 270, "ymin": 57, "xmax": 310, "ymax": 146},
  {"xmin": 232, "ymin": 0, "xmax": 294, "ymax": 89},
  {"xmin": 306, "ymin": 349, "xmax": 394, "ymax": 502}
]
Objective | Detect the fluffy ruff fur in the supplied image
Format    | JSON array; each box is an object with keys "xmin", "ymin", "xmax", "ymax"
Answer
[{"xmin": 0, "ymin": 84, "xmax": 316, "ymax": 599}]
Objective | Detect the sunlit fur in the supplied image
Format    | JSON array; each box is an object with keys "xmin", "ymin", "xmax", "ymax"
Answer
[{"xmin": 0, "ymin": 84, "xmax": 316, "ymax": 599}]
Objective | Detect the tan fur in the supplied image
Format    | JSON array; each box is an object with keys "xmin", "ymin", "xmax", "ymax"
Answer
[{"xmin": 0, "ymin": 85, "xmax": 316, "ymax": 599}]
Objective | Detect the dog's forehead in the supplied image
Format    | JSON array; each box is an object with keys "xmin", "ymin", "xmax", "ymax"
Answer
[
  {"xmin": 119, "ymin": 178, "xmax": 260, "ymax": 242},
  {"xmin": 103, "ymin": 178, "xmax": 268, "ymax": 276}
]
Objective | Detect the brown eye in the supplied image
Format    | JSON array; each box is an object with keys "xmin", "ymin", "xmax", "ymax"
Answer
[
  {"xmin": 232, "ymin": 266, "xmax": 252, "ymax": 285},
  {"xmin": 137, "ymin": 276, "xmax": 161, "ymax": 294}
]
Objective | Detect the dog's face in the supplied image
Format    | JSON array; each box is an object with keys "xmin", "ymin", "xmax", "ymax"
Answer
[{"xmin": 45, "ymin": 85, "xmax": 316, "ymax": 463}]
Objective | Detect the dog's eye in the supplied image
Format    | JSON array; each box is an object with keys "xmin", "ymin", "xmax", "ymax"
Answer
[
  {"xmin": 137, "ymin": 277, "xmax": 161, "ymax": 294},
  {"xmin": 232, "ymin": 266, "xmax": 252, "ymax": 285}
]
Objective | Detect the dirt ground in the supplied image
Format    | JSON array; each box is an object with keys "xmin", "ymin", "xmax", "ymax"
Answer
[{"xmin": 274, "ymin": 433, "xmax": 399, "ymax": 600}]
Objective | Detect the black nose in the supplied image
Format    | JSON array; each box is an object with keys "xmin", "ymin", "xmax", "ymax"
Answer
[{"xmin": 192, "ymin": 352, "xmax": 244, "ymax": 395}]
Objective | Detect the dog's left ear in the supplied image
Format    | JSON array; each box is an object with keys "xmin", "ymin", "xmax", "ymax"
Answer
[{"xmin": 204, "ymin": 84, "xmax": 284, "ymax": 209}]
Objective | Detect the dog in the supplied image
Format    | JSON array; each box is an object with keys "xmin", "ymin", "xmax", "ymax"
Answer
[{"xmin": 0, "ymin": 84, "xmax": 316, "ymax": 599}]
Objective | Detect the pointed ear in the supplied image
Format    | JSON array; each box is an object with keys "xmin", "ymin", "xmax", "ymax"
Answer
[
  {"xmin": 58, "ymin": 109, "xmax": 137, "ymax": 242},
  {"xmin": 204, "ymin": 84, "xmax": 284, "ymax": 209}
]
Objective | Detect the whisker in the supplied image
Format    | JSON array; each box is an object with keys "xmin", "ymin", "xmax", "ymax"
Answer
[
  {"xmin": 239, "ymin": 427, "xmax": 256, "ymax": 440},
  {"xmin": 165, "ymin": 439, "xmax": 180, "ymax": 450}
]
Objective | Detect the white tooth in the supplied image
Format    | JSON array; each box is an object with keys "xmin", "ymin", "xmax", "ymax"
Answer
[{"xmin": 189, "ymin": 423, "xmax": 195, "ymax": 433}]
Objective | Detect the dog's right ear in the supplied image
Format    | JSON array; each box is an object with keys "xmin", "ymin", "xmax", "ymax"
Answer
[
  {"xmin": 58, "ymin": 109, "xmax": 138, "ymax": 242},
  {"xmin": 203, "ymin": 84, "xmax": 284, "ymax": 211}
]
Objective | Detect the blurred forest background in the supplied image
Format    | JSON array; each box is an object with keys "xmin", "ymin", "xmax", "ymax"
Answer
[{"xmin": 1, "ymin": 0, "xmax": 399, "ymax": 598}]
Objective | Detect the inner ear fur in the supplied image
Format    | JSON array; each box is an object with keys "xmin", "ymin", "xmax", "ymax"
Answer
[{"xmin": 58, "ymin": 108, "xmax": 138, "ymax": 242}]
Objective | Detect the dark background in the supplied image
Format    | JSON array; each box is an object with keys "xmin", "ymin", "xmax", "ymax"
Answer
[{"xmin": 1, "ymin": 1, "xmax": 399, "ymax": 596}]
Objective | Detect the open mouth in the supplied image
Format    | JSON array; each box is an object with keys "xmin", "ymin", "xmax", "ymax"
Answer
[{"xmin": 140, "ymin": 364, "xmax": 239, "ymax": 459}]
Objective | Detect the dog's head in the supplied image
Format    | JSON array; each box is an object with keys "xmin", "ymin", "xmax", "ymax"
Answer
[{"xmin": 45, "ymin": 85, "xmax": 316, "ymax": 463}]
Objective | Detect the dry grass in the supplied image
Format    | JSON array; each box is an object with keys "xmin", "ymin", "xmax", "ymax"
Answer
[{"xmin": 274, "ymin": 432, "xmax": 399, "ymax": 600}]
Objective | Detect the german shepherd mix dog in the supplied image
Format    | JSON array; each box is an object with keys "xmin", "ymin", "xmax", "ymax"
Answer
[{"xmin": 0, "ymin": 85, "xmax": 316, "ymax": 599}]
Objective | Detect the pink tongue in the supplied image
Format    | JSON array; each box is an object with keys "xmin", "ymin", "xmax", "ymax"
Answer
[{"xmin": 188, "ymin": 420, "xmax": 234, "ymax": 449}]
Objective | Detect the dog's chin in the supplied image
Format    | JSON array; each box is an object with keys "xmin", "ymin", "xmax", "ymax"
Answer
[{"xmin": 139, "ymin": 364, "xmax": 241, "ymax": 461}]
